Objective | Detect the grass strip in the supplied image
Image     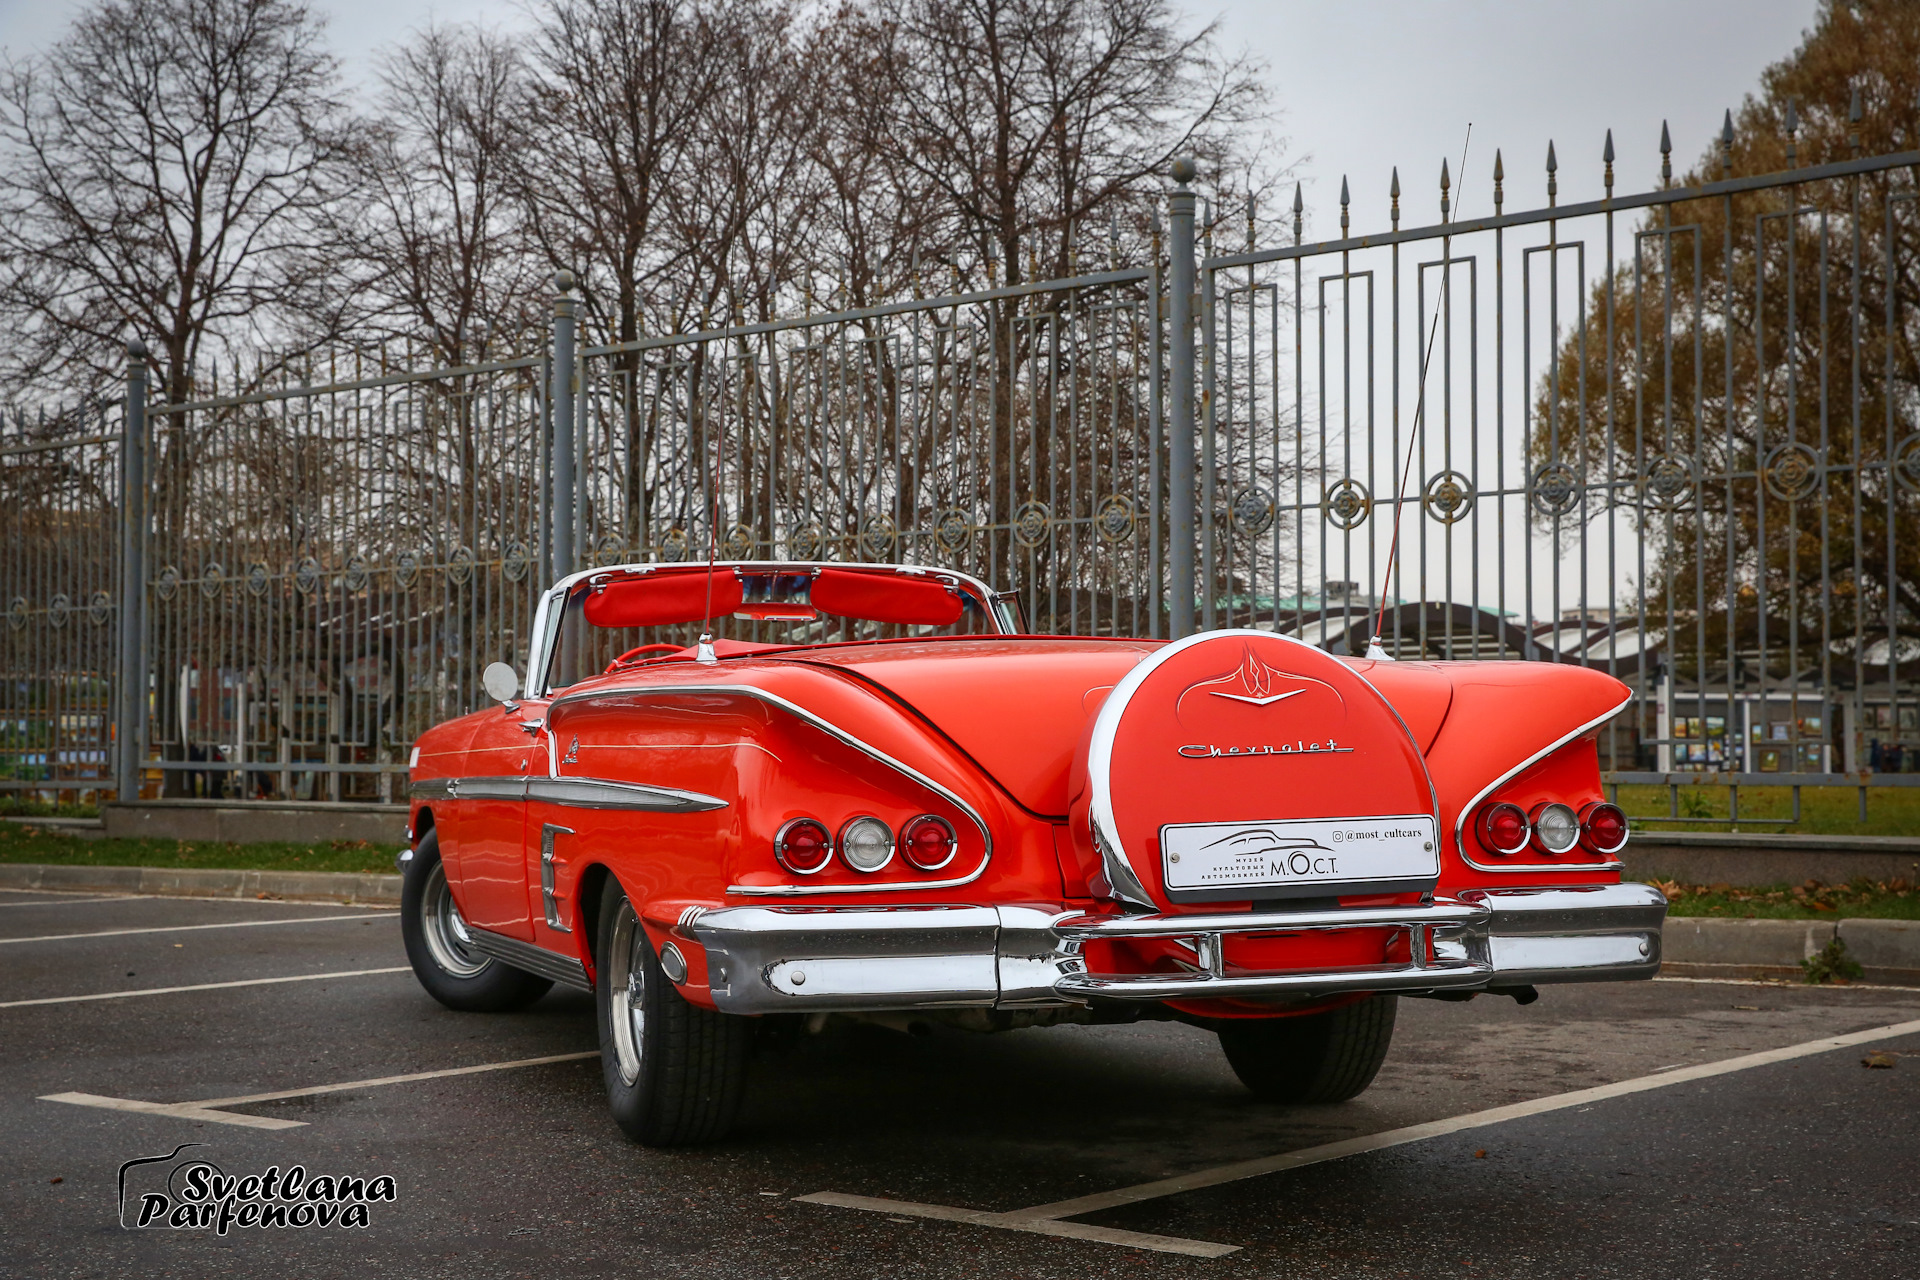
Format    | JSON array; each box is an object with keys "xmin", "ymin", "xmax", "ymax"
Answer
[
  {"xmin": 0, "ymin": 821, "xmax": 400, "ymax": 875},
  {"xmin": 1652, "ymin": 876, "xmax": 1920, "ymax": 920}
]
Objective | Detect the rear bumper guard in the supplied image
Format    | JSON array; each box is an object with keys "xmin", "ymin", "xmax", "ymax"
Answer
[{"xmin": 689, "ymin": 883, "xmax": 1667, "ymax": 1014}]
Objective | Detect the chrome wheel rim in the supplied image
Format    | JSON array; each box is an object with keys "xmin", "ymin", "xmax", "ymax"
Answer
[
  {"xmin": 421, "ymin": 861, "xmax": 489, "ymax": 978},
  {"xmin": 607, "ymin": 900, "xmax": 646, "ymax": 1086}
]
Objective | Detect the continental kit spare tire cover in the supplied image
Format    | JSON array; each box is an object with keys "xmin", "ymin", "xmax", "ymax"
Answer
[{"xmin": 1086, "ymin": 630, "xmax": 1439, "ymax": 907}]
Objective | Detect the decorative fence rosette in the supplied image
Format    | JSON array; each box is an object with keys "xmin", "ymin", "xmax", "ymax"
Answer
[
  {"xmin": 1895, "ymin": 433, "xmax": 1920, "ymax": 494},
  {"xmin": 1013, "ymin": 501, "xmax": 1052, "ymax": 548},
  {"xmin": 394, "ymin": 551, "xmax": 420, "ymax": 588},
  {"xmin": 155, "ymin": 566, "xmax": 181, "ymax": 600},
  {"xmin": 1421, "ymin": 470, "xmax": 1474, "ymax": 524},
  {"xmin": 245, "ymin": 562, "xmax": 271, "ymax": 597},
  {"xmin": 5, "ymin": 597, "xmax": 24, "ymax": 631},
  {"xmin": 446, "ymin": 546, "xmax": 475, "ymax": 586},
  {"xmin": 1763, "ymin": 442, "xmax": 1821, "ymax": 503},
  {"xmin": 293, "ymin": 558, "xmax": 321, "ymax": 593},
  {"xmin": 502, "ymin": 542, "xmax": 532, "ymax": 583},
  {"xmin": 787, "ymin": 521, "xmax": 824, "ymax": 561},
  {"xmin": 1095, "ymin": 494, "xmax": 1137, "ymax": 543},
  {"xmin": 1642, "ymin": 456, "xmax": 1694, "ymax": 510},
  {"xmin": 934, "ymin": 508, "xmax": 973, "ymax": 552},
  {"xmin": 860, "ymin": 514, "xmax": 897, "ymax": 560},
  {"xmin": 1230, "ymin": 486, "xmax": 1276, "ymax": 536},
  {"xmin": 722, "ymin": 524, "xmax": 756, "ymax": 561},
  {"xmin": 47, "ymin": 593, "xmax": 70, "ymax": 629},
  {"xmin": 200, "ymin": 562, "xmax": 225, "ymax": 598},
  {"xmin": 89, "ymin": 591, "xmax": 112, "ymax": 625},
  {"xmin": 1323, "ymin": 479, "xmax": 1371, "ymax": 530},
  {"xmin": 656, "ymin": 529, "xmax": 690, "ymax": 563},
  {"xmin": 595, "ymin": 534, "xmax": 626, "ymax": 567},
  {"xmin": 1530, "ymin": 462, "xmax": 1582, "ymax": 517},
  {"xmin": 343, "ymin": 556, "xmax": 370, "ymax": 592}
]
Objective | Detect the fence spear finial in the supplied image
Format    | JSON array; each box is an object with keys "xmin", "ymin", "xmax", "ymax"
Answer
[
  {"xmin": 1545, "ymin": 141, "xmax": 1556, "ymax": 206},
  {"xmin": 1292, "ymin": 181, "xmax": 1303, "ymax": 244},
  {"xmin": 1603, "ymin": 129, "xmax": 1615, "ymax": 196},
  {"xmin": 1339, "ymin": 175, "xmax": 1350, "ymax": 235},
  {"xmin": 1721, "ymin": 109, "xmax": 1735, "ymax": 177},
  {"xmin": 1492, "ymin": 149, "xmax": 1503, "ymax": 212},
  {"xmin": 1850, "ymin": 81, "xmax": 1862, "ymax": 156},
  {"xmin": 1784, "ymin": 97, "xmax": 1798, "ymax": 168},
  {"xmin": 1390, "ymin": 166, "xmax": 1400, "ymax": 228},
  {"xmin": 1439, "ymin": 157, "xmax": 1450, "ymax": 221}
]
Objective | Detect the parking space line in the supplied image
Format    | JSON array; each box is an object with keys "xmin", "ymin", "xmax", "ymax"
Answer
[
  {"xmin": 794, "ymin": 1192, "xmax": 1238, "ymax": 1258},
  {"xmin": 0, "ymin": 895, "xmax": 141, "ymax": 908},
  {"xmin": 41, "ymin": 1051, "xmax": 599, "ymax": 1130},
  {"xmin": 0, "ymin": 887, "xmax": 393, "ymax": 908},
  {"xmin": 804, "ymin": 1014, "xmax": 1920, "ymax": 1257},
  {"xmin": 0, "ymin": 912, "xmax": 398, "ymax": 945},
  {"xmin": 0, "ymin": 966, "xmax": 410, "ymax": 1008}
]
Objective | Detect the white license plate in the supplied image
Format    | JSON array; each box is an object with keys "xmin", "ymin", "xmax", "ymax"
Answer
[{"xmin": 1160, "ymin": 815, "xmax": 1439, "ymax": 895}]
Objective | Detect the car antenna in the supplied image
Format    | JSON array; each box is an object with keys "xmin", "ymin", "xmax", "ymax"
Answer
[
  {"xmin": 1369, "ymin": 122, "xmax": 1472, "ymax": 662},
  {"xmin": 695, "ymin": 362, "xmax": 724, "ymax": 665}
]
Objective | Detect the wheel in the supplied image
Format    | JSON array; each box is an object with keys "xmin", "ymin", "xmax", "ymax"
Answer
[
  {"xmin": 595, "ymin": 879, "xmax": 750, "ymax": 1146},
  {"xmin": 400, "ymin": 828, "xmax": 553, "ymax": 1012},
  {"xmin": 1216, "ymin": 995, "xmax": 1398, "ymax": 1104}
]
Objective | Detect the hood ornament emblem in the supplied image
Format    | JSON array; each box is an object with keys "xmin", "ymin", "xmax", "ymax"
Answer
[{"xmin": 1179, "ymin": 646, "xmax": 1322, "ymax": 713}]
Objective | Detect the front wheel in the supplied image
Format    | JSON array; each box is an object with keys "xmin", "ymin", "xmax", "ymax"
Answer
[
  {"xmin": 400, "ymin": 828, "xmax": 553, "ymax": 1012},
  {"xmin": 1216, "ymin": 995, "xmax": 1398, "ymax": 1104},
  {"xmin": 596, "ymin": 880, "xmax": 751, "ymax": 1145}
]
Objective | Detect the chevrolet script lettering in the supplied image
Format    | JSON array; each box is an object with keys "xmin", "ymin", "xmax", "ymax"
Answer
[{"xmin": 1177, "ymin": 739, "xmax": 1355, "ymax": 758}]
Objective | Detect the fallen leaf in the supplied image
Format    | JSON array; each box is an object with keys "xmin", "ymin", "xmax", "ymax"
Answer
[
  {"xmin": 1863, "ymin": 1051, "xmax": 1896, "ymax": 1069},
  {"xmin": 1731, "ymin": 1005, "xmax": 1759, "ymax": 1011},
  {"xmin": 49, "ymin": 1177, "xmax": 62, "ymax": 1184},
  {"xmin": 1474, "ymin": 1149, "xmax": 1487, "ymax": 1159}
]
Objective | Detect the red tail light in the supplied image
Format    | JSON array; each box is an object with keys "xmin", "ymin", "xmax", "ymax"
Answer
[
  {"xmin": 1476, "ymin": 802, "xmax": 1530, "ymax": 856},
  {"xmin": 901, "ymin": 815, "xmax": 957, "ymax": 871},
  {"xmin": 774, "ymin": 818, "xmax": 832, "ymax": 875},
  {"xmin": 1580, "ymin": 801, "xmax": 1629, "ymax": 854}
]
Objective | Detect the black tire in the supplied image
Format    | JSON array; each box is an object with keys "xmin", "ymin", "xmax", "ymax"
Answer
[
  {"xmin": 1216, "ymin": 995, "xmax": 1398, "ymax": 1104},
  {"xmin": 400, "ymin": 828, "xmax": 553, "ymax": 1012},
  {"xmin": 595, "ymin": 879, "xmax": 750, "ymax": 1146}
]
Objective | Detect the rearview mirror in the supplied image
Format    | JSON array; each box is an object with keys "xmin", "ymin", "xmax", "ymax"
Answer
[{"xmin": 482, "ymin": 661, "xmax": 521, "ymax": 704}]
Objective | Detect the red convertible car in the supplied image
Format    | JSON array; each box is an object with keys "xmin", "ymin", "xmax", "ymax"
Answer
[{"xmin": 402, "ymin": 561, "xmax": 1663, "ymax": 1145}]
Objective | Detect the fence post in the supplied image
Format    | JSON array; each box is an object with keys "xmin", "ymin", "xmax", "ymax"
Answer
[
  {"xmin": 115, "ymin": 339, "xmax": 148, "ymax": 803},
  {"xmin": 1167, "ymin": 158, "xmax": 1198, "ymax": 638},
  {"xmin": 550, "ymin": 269, "xmax": 578, "ymax": 584}
]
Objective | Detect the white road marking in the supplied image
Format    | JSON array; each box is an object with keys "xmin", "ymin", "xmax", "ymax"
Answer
[
  {"xmin": 794, "ymin": 1192, "xmax": 1238, "ymax": 1259},
  {"xmin": 1655, "ymin": 974, "xmax": 1920, "ymax": 993},
  {"xmin": 0, "ymin": 912, "xmax": 397, "ymax": 945},
  {"xmin": 41, "ymin": 1051, "xmax": 599, "ymax": 1130},
  {"xmin": 0, "ymin": 966, "xmax": 409, "ymax": 1009},
  {"xmin": 806, "ymin": 1014, "xmax": 1920, "ymax": 1257},
  {"xmin": 0, "ymin": 895, "xmax": 140, "ymax": 908},
  {"xmin": 0, "ymin": 886, "xmax": 393, "ymax": 908}
]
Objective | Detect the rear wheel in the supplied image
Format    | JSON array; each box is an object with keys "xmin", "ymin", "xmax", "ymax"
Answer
[
  {"xmin": 1216, "ymin": 995, "xmax": 1398, "ymax": 1103},
  {"xmin": 401, "ymin": 828, "xmax": 553, "ymax": 1012},
  {"xmin": 595, "ymin": 879, "xmax": 750, "ymax": 1146}
]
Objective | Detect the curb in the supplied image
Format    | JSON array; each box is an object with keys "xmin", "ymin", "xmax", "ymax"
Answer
[
  {"xmin": 1662, "ymin": 915, "xmax": 1920, "ymax": 985},
  {"xmin": 0, "ymin": 862, "xmax": 401, "ymax": 906}
]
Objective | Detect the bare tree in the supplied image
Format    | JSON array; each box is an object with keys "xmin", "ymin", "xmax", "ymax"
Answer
[
  {"xmin": 352, "ymin": 22, "xmax": 541, "ymax": 366},
  {"xmin": 0, "ymin": 0, "xmax": 351, "ymax": 405}
]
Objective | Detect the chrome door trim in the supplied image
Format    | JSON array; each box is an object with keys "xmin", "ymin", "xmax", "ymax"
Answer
[
  {"xmin": 526, "ymin": 776, "xmax": 727, "ymax": 813},
  {"xmin": 539, "ymin": 823, "xmax": 576, "ymax": 933},
  {"xmin": 464, "ymin": 924, "xmax": 591, "ymax": 990}
]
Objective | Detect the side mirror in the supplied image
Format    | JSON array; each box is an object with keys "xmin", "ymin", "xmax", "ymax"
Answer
[{"xmin": 482, "ymin": 661, "xmax": 521, "ymax": 704}]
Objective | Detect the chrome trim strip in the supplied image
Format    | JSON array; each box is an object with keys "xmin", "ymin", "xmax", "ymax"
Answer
[
  {"xmin": 1086, "ymin": 629, "xmax": 1439, "ymax": 909},
  {"xmin": 539, "ymin": 823, "xmax": 574, "ymax": 933},
  {"xmin": 1054, "ymin": 899, "xmax": 1490, "ymax": 940},
  {"xmin": 407, "ymin": 776, "xmax": 526, "ymax": 801},
  {"xmin": 465, "ymin": 925, "xmax": 591, "ymax": 990},
  {"xmin": 527, "ymin": 776, "xmax": 727, "ymax": 813},
  {"xmin": 1453, "ymin": 691, "xmax": 1635, "ymax": 874},
  {"xmin": 546, "ymin": 684, "xmax": 995, "ymax": 897},
  {"xmin": 1054, "ymin": 958, "xmax": 1492, "ymax": 1001}
]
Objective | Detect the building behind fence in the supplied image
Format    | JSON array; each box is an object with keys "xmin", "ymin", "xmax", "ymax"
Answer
[{"xmin": 5, "ymin": 122, "xmax": 1918, "ymax": 818}]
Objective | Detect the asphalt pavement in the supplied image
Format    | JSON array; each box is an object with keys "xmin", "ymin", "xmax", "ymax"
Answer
[{"xmin": 1, "ymin": 885, "xmax": 1915, "ymax": 1278}]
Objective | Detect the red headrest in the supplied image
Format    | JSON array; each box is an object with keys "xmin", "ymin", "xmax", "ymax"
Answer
[
  {"xmin": 810, "ymin": 567, "xmax": 964, "ymax": 626},
  {"xmin": 582, "ymin": 572, "xmax": 745, "ymax": 627}
]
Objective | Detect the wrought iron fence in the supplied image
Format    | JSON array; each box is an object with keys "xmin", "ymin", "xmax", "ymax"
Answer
[{"xmin": 2, "ymin": 118, "xmax": 1917, "ymax": 818}]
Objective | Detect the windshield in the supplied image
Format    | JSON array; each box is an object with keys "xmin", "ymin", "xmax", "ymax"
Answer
[{"xmin": 539, "ymin": 564, "xmax": 1010, "ymax": 693}]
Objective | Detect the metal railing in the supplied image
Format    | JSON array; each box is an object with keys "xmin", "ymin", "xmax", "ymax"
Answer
[{"xmin": 3, "ymin": 118, "xmax": 1916, "ymax": 817}]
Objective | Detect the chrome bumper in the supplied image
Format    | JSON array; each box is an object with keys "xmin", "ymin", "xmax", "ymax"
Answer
[{"xmin": 689, "ymin": 883, "xmax": 1667, "ymax": 1015}]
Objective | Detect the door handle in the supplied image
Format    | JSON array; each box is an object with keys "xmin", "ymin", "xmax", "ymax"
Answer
[{"xmin": 517, "ymin": 720, "xmax": 544, "ymax": 735}]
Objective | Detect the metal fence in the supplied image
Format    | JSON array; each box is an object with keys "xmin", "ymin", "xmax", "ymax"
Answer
[{"xmin": 3, "ymin": 119, "xmax": 1917, "ymax": 816}]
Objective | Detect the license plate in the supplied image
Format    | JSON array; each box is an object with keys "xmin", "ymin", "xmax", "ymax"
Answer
[{"xmin": 1160, "ymin": 815, "xmax": 1439, "ymax": 897}]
